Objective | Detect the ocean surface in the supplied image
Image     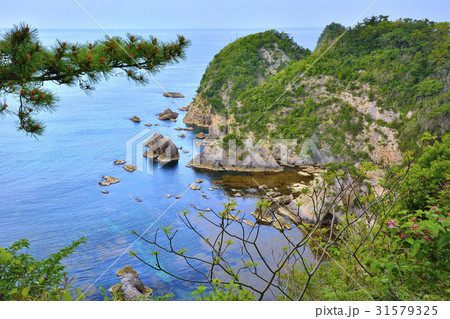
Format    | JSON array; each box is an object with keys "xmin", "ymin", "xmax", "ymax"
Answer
[{"xmin": 0, "ymin": 27, "xmax": 321, "ymax": 300}]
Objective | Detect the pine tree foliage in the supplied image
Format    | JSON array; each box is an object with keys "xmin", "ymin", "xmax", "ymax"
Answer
[{"xmin": 0, "ymin": 23, "xmax": 190, "ymax": 135}]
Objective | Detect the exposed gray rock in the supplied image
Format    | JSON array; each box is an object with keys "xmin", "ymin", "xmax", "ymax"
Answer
[
  {"xmin": 158, "ymin": 108, "xmax": 178, "ymax": 121},
  {"xmin": 99, "ymin": 176, "xmax": 120, "ymax": 186},
  {"xmin": 143, "ymin": 133, "xmax": 180, "ymax": 163},
  {"xmin": 250, "ymin": 207, "xmax": 273, "ymax": 225},
  {"xmin": 163, "ymin": 92, "xmax": 184, "ymax": 98},
  {"xmin": 130, "ymin": 116, "xmax": 141, "ymax": 123},
  {"xmin": 123, "ymin": 164, "xmax": 137, "ymax": 172},
  {"xmin": 273, "ymin": 214, "xmax": 292, "ymax": 231},
  {"xmin": 189, "ymin": 184, "xmax": 202, "ymax": 190},
  {"xmin": 109, "ymin": 266, "xmax": 152, "ymax": 301}
]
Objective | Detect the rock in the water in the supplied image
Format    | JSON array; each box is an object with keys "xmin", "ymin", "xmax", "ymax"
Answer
[
  {"xmin": 109, "ymin": 265, "xmax": 152, "ymax": 301},
  {"xmin": 175, "ymin": 195, "xmax": 181, "ymax": 199},
  {"xmin": 297, "ymin": 170, "xmax": 311, "ymax": 177},
  {"xmin": 135, "ymin": 198, "xmax": 142, "ymax": 202},
  {"xmin": 189, "ymin": 184, "xmax": 202, "ymax": 190},
  {"xmin": 250, "ymin": 207, "xmax": 273, "ymax": 224},
  {"xmin": 145, "ymin": 123, "xmax": 153, "ymax": 127},
  {"xmin": 114, "ymin": 159, "xmax": 126, "ymax": 165},
  {"xmin": 178, "ymin": 106, "xmax": 189, "ymax": 111},
  {"xmin": 183, "ymin": 150, "xmax": 189, "ymax": 154},
  {"xmin": 273, "ymin": 214, "xmax": 292, "ymax": 231},
  {"xmin": 166, "ymin": 194, "xmax": 173, "ymax": 198},
  {"xmin": 242, "ymin": 219, "xmax": 255, "ymax": 227},
  {"xmin": 233, "ymin": 192, "xmax": 242, "ymax": 197},
  {"xmin": 195, "ymin": 178, "xmax": 205, "ymax": 183},
  {"xmin": 175, "ymin": 127, "xmax": 183, "ymax": 131},
  {"xmin": 99, "ymin": 176, "xmax": 120, "ymax": 186},
  {"xmin": 101, "ymin": 190, "xmax": 109, "ymax": 194},
  {"xmin": 202, "ymin": 194, "xmax": 211, "ymax": 200},
  {"xmin": 212, "ymin": 186, "xmax": 220, "ymax": 189},
  {"xmin": 143, "ymin": 132, "xmax": 180, "ymax": 163},
  {"xmin": 170, "ymin": 118, "xmax": 177, "ymax": 122},
  {"xmin": 163, "ymin": 92, "xmax": 184, "ymax": 98},
  {"xmin": 184, "ymin": 127, "xmax": 194, "ymax": 131},
  {"xmin": 130, "ymin": 116, "xmax": 141, "ymax": 123},
  {"xmin": 123, "ymin": 164, "xmax": 137, "ymax": 172},
  {"xmin": 207, "ymin": 187, "xmax": 214, "ymax": 191},
  {"xmin": 273, "ymin": 195, "xmax": 293, "ymax": 205},
  {"xmin": 223, "ymin": 213, "xmax": 240, "ymax": 221},
  {"xmin": 158, "ymin": 108, "xmax": 178, "ymax": 121},
  {"xmin": 178, "ymin": 134, "xmax": 186, "ymax": 138},
  {"xmin": 196, "ymin": 132, "xmax": 206, "ymax": 139}
]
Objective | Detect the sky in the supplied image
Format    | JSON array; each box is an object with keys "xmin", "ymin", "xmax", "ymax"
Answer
[{"xmin": 1, "ymin": 0, "xmax": 449, "ymax": 30}]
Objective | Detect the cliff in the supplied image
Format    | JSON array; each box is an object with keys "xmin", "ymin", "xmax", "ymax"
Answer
[{"xmin": 185, "ymin": 17, "xmax": 449, "ymax": 171}]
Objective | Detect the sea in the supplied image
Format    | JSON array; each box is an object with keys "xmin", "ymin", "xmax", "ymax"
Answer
[{"xmin": 0, "ymin": 27, "xmax": 322, "ymax": 300}]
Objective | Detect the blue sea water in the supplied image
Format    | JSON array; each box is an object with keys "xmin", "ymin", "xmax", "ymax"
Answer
[{"xmin": 0, "ymin": 27, "xmax": 321, "ymax": 300}]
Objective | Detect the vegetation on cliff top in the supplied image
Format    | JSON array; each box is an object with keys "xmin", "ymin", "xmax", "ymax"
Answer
[
  {"xmin": 194, "ymin": 30, "xmax": 310, "ymax": 112},
  {"xmin": 193, "ymin": 17, "xmax": 449, "ymax": 162}
]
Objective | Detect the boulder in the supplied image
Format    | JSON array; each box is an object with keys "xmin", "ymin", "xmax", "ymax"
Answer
[
  {"xmin": 114, "ymin": 160, "xmax": 126, "ymax": 165},
  {"xmin": 130, "ymin": 116, "xmax": 141, "ymax": 123},
  {"xmin": 143, "ymin": 133, "xmax": 180, "ymax": 163},
  {"xmin": 223, "ymin": 213, "xmax": 240, "ymax": 221},
  {"xmin": 273, "ymin": 214, "xmax": 292, "ymax": 232},
  {"xmin": 101, "ymin": 190, "xmax": 109, "ymax": 194},
  {"xmin": 178, "ymin": 134, "xmax": 186, "ymax": 138},
  {"xmin": 123, "ymin": 164, "xmax": 137, "ymax": 172},
  {"xmin": 195, "ymin": 178, "xmax": 205, "ymax": 183},
  {"xmin": 99, "ymin": 176, "xmax": 120, "ymax": 186},
  {"xmin": 166, "ymin": 194, "xmax": 173, "ymax": 198},
  {"xmin": 250, "ymin": 207, "xmax": 273, "ymax": 225},
  {"xmin": 196, "ymin": 132, "xmax": 206, "ymax": 139},
  {"xmin": 170, "ymin": 118, "xmax": 177, "ymax": 122},
  {"xmin": 242, "ymin": 219, "xmax": 255, "ymax": 227},
  {"xmin": 202, "ymin": 194, "xmax": 211, "ymax": 200},
  {"xmin": 189, "ymin": 184, "xmax": 202, "ymax": 190},
  {"xmin": 178, "ymin": 106, "xmax": 189, "ymax": 111},
  {"xmin": 163, "ymin": 92, "xmax": 184, "ymax": 98},
  {"xmin": 158, "ymin": 108, "xmax": 178, "ymax": 121},
  {"xmin": 109, "ymin": 266, "xmax": 152, "ymax": 301},
  {"xmin": 145, "ymin": 123, "xmax": 153, "ymax": 127},
  {"xmin": 175, "ymin": 195, "xmax": 181, "ymax": 199}
]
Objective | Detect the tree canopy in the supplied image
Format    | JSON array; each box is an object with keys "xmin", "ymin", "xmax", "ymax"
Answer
[{"xmin": 0, "ymin": 23, "xmax": 189, "ymax": 135}]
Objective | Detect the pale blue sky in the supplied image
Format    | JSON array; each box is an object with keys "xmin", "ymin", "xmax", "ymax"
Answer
[{"xmin": 1, "ymin": 0, "xmax": 448, "ymax": 30}]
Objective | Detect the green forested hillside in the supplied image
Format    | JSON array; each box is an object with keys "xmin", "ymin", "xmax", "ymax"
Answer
[
  {"xmin": 193, "ymin": 17, "xmax": 449, "ymax": 163},
  {"xmin": 193, "ymin": 30, "xmax": 310, "ymax": 112}
]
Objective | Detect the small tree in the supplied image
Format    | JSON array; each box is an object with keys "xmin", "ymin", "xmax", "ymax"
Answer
[
  {"xmin": 0, "ymin": 23, "xmax": 189, "ymax": 136},
  {"xmin": 0, "ymin": 237, "xmax": 86, "ymax": 301}
]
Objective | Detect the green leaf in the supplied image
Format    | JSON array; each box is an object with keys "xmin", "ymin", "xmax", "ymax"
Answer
[
  {"xmin": 21, "ymin": 287, "xmax": 29, "ymax": 298},
  {"xmin": 63, "ymin": 290, "xmax": 73, "ymax": 301}
]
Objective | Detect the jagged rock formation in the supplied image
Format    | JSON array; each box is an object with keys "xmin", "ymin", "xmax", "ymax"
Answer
[
  {"xmin": 158, "ymin": 108, "xmax": 178, "ymax": 121},
  {"xmin": 123, "ymin": 164, "xmax": 137, "ymax": 172},
  {"xmin": 189, "ymin": 138, "xmax": 283, "ymax": 172},
  {"xmin": 182, "ymin": 19, "xmax": 449, "ymax": 171},
  {"xmin": 109, "ymin": 265, "xmax": 152, "ymax": 301},
  {"xmin": 142, "ymin": 132, "xmax": 179, "ymax": 163},
  {"xmin": 163, "ymin": 92, "xmax": 184, "ymax": 98},
  {"xmin": 129, "ymin": 116, "xmax": 141, "ymax": 123},
  {"xmin": 99, "ymin": 176, "xmax": 120, "ymax": 186}
]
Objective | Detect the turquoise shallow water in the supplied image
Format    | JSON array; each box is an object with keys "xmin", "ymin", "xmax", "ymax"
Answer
[{"xmin": 0, "ymin": 27, "xmax": 321, "ymax": 300}]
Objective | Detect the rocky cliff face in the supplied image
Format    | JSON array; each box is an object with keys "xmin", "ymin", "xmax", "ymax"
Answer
[{"xmin": 184, "ymin": 20, "xmax": 449, "ymax": 172}]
